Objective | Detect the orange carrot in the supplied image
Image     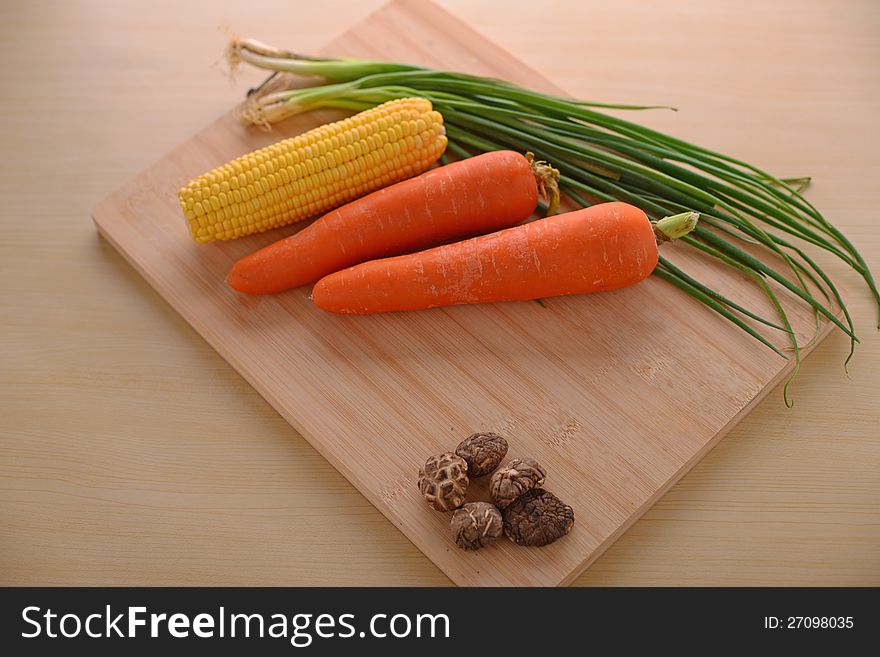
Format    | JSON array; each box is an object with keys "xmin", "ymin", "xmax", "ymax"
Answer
[
  {"xmin": 227, "ymin": 151, "xmax": 559, "ymax": 294},
  {"xmin": 311, "ymin": 202, "xmax": 698, "ymax": 314}
]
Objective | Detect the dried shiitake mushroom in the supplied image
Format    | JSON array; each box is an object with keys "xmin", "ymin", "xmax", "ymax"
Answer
[
  {"xmin": 502, "ymin": 488, "xmax": 575, "ymax": 547},
  {"xmin": 450, "ymin": 502, "xmax": 503, "ymax": 550},
  {"xmin": 455, "ymin": 432, "xmax": 508, "ymax": 477},
  {"xmin": 489, "ymin": 457, "xmax": 546, "ymax": 508},
  {"xmin": 418, "ymin": 452, "xmax": 469, "ymax": 512}
]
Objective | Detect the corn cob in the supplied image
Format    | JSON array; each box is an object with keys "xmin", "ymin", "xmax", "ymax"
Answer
[{"xmin": 178, "ymin": 97, "xmax": 447, "ymax": 243}]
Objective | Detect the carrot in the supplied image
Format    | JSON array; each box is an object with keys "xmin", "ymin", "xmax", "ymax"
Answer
[
  {"xmin": 311, "ymin": 202, "xmax": 698, "ymax": 314},
  {"xmin": 227, "ymin": 151, "xmax": 559, "ymax": 294}
]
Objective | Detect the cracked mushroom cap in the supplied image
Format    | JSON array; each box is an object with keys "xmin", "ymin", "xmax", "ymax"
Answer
[
  {"xmin": 418, "ymin": 452, "xmax": 469, "ymax": 511},
  {"xmin": 489, "ymin": 457, "xmax": 546, "ymax": 508},
  {"xmin": 502, "ymin": 488, "xmax": 575, "ymax": 547},
  {"xmin": 450, "ymin": 502, "xmax": 503, "ymax": 550},
  {"xmin": 455, "ymin": 432, "xmax": 509, "ymax": 477}
]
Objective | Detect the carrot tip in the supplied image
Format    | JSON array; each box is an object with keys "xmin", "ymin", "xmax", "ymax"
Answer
[
  {"xmin": 653, "ymin": 211, "xmax": 699, "ymax": 243},
  {"xmin": 526, "ymin": 152, "xmax": 561, "ymax": 216}
]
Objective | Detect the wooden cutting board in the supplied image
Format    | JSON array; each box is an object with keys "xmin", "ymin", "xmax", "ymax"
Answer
[{"xmin": 92, "ymin": 0, "xmax": 835, "ymax": 586}]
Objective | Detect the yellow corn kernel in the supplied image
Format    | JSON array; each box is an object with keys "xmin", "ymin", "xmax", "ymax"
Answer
[{"xmin": 178, "ymin": 98, "xmax": 447, "ymax": 243}]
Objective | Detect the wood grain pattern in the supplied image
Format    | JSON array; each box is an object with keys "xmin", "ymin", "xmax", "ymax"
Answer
[
  {"xmin": 2, "ymin": 0, "xmax": 878, "ymax": 586},
  {"xmin": 91, "ymin": 0, "xmax": 837, "ymax": 586}
]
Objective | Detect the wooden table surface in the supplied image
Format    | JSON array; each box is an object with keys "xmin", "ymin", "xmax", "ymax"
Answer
[{"xmin": 1, "ymin": 0, "xmax": 877, "ymax": 586}]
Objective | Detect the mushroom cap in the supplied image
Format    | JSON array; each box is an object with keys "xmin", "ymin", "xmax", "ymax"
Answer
[
  {"xmin": 502, "ymin": 488, "xmax": 575, "ymax": 547},
  {"xmin": 489, "ymin": 457, "xmax": 546, "ymax": 508},
  {"xmin": 450, "ymin": 501, "xmax": 503, "ymax": 550},
  {"xmin": 417, "ymin": 452, "xmax": 469, "ymax": 512},
  {"xmin": 454, "ymin": 432, "xmax": 509, "ymax": 477}
]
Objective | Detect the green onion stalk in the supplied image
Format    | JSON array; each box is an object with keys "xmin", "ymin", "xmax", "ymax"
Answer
[{"xmin": 227, "ymin": 38, "xmax": 877, "ymax": 404}]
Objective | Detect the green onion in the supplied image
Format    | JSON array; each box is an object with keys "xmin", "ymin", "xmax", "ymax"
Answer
[{"xmin": 224, "ymin": 38, "xmax": 877, "ymax": 382}]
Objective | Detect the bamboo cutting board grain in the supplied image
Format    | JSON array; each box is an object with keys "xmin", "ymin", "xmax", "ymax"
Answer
[{"xmin": 92, "ymin": 0, "xmax": 836, "ymax": 586}]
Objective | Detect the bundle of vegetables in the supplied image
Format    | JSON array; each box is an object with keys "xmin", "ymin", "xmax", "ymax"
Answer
[
  {"xmin": 222, "ymin": 146, "xmax": 695, "ymax": 308},
  {"xmin": 225, "ymin": 37, "xmax": 878, "ymax": 403}
]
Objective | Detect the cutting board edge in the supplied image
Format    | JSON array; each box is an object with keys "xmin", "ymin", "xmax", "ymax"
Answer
[{"xmin": 558, "ymin": 314, "xmax": 838, "ymax": 586}]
